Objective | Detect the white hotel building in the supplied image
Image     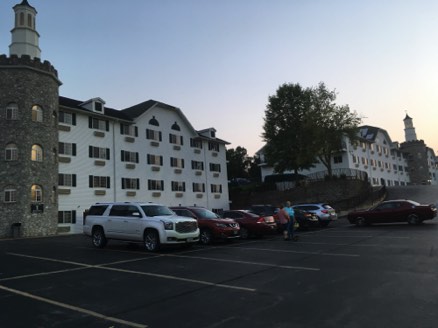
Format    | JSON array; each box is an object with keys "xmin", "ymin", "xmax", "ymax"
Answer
[
  {"xmin": 258, "ymin": 121, "xmax": 438, "ymax": 187},
  {"xmin": 58, "ymin": 97, "xmax": 230, "ymax": 234}
]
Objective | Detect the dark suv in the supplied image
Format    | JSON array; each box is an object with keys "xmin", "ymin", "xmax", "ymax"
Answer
[{"xmin": 170, "ymin": 206, "xmax": 240, "ymax": 244}]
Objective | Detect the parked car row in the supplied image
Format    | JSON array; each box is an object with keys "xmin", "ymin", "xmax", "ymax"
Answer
[
  {"xmin": 83, "ymin": 201, "xmax": 339, "ymax": 252},
  {"xmin": 246, "ymin": 203, "xmax": 338, "ymax": 229}
]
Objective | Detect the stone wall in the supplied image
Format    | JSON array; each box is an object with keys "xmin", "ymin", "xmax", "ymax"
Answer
[{"xmin": 229, "ymin": 179, "xmax": 371, "ymax": 211}]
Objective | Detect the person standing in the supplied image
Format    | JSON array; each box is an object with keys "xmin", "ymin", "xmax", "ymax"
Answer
[
  {"xmin": 277, "ymin": 204, "xmax": 290, "ymax": 240},
  {"xmin": 285, "ymin": 201, "xmax": 298, "ymax": 241}
]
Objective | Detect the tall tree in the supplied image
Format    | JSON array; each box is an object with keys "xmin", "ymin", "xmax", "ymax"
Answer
[
  {"xmin": 226, "ymin": 146, "xmax": 251, "ymax": 180},
  {"xmin": 262, "ymin": 83, "xmax": 317, "ymax": 175},
  {"xmin": 309, "ymin": 83, "xmax": 362, "ymax": 177}
]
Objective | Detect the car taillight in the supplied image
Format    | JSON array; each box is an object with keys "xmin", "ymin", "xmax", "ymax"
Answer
[
  {"xmin": 257, "ymin": 217, "xmax": 265, "ymax": 223},
  {"xmin": 322, "ymin": 209, "xmax": 329, "ymax": 214}
]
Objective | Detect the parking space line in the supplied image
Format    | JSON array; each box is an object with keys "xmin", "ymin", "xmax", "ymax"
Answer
[
  {"xmin": 0, "ymin": 267, "xmax": 88, "ymax": 282},
  {"xmin": 0, "ymin": 284, "xmax": 148, "ymax": 328},
  {"xmin": 161, "ymin": 254, "xmax": 321, "ymax": 270},
  {"xmin": 6, "ymin": 252, "xmax": 257, "ymax": 292},
  {"xmin": 222, "ymin": 246, "xmax": 359, "ymax": 258},
  {"xmin": 96, "ymin": 266, "xmax": 257, "ymax": 291}
]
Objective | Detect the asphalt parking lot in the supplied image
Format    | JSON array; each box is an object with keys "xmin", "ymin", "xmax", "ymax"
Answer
[{"xmin": 2, "ymin": 218, "xmax": 438, "ymax": 328}]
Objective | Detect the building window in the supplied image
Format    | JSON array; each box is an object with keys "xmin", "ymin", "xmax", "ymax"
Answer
[
  {"xmin": 89, "ymin": 146, "xmax": 110, "ymax": 160},
  {"xmin": 121, "ymin": 150, "xmax": 139, "ymax": 163},
  {"xmin": 169, "ymin": 133, "xmax": 183, "ymax": 145},
  {"xmin": 146, "ymin": 129, "xmax": 162, "ymax": 141},
  {"xmin": 32, "ymin": 105, "xmax": 43, "ymax": 122},
  {"xmin": 190, "ymin": 138, "xmax": 203, "ymax": 149},
  {"xmin": 193, "ymin": 183, "xmax": 205, "ymax": 192},
  {"xmin": 171, "ymin": 181, "xmax": 186, "ymax": 192},
  {"xmin": 5, "ymin": 143, "xmax": 18, "ymax": 161},
  {"xmin": 333, "ymin": 156, "xmax": 342, "ymax": 164},
  {"xmin": 171, "ymin": 122, "xmax": 180, "ymax": 131},
  {"xmin": 122, "ymin": 178, "xmax": 140, "ymax": 190},
  {"xmin": 58, "ymin": 174, "xmax": 77, "ymax": 187},
  {"xmin": 59, "ymin": 142, "xmax": 76, "ymax": 156},
  {"xmin": 148, "ymin": 179, "xmax": 164, "ymax": 191},
  {"xmin": 88, "ymin": 117, "xmax": 109, "ymax": 131},
  {"xmin": 5, "ymin": 103, "xmax": 18, "ymax": 120},
  {"xmin": 58, "ymin": 211, "xmax": 77, "ymax": 224},
  {"xmin": 89, "ymin": 175, "xmax": 110, "ymax": 188},
  {"xmin": 31, "ymin": 144, "xmax": 43, "ymax": 162},
  {"xmin": 352, "ymin": 155, "xmax": 358, "ymax": 164},
  {"xmin": 31, "ymin": 184, "xmax": 43, "ymax": 202},
  {"xmin": 147, "ymin": 154, "xmax": 163, "ymax": 166},
  {"xmin": 4, "ymin": 187, "xmax": 17, "ymax": 203},
  {"xmin": 120, "ymin": 124, "xmax": 138, "ymax": 137},
  {"xmin": 209, "ymin": 163, "xmax": 221, "ymax": 172},
  {"xmin": 210, "ymin": 184, "xmax": 222, "ymax": 193},
  {"xmin": 149, "ymin": 116, "xmax": 159, "ymax": 126},
  {"xmin": 170, "ymin": 157, "xmax": 184, "ymax": 168},
  {"xmin": 191, "ymin": 160, "xmax": 204, "ymax": 170},
  {"xmin": 59, "ymin": 111, "xmax": 76, "ymax": 125},
  {"xmin": 208, "ymin": 142, "xmax": 219, "ymax": 152}
]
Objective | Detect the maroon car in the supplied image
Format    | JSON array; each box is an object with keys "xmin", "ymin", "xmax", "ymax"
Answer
[
  {"xmin": 170, "ymin": 206, "xmax": 240, "ymax": 244},
  {"xmin": 347, "ymin": 199, "xmax": 437, "ymax": 226},
  {"xmin": 222, "ymin": 210, "xmax": 277, "ymax": 239}
]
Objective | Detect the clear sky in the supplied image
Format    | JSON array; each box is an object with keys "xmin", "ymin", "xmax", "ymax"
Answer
[{"xmin": 1, "ymin": 0, "xmax": 437, "ymax": 156}]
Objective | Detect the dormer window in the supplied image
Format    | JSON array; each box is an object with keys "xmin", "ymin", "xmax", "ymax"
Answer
[
  {"xmin": 79, "ymin": 98, "xmax": 106, "ymax": 113},
  {"xmin": 94, "ymin": 102, "xmax": 103, "ymax": 113},
  {"xmin": 211, "ymin": 130, "xmax": 215, "ymax": 138}
]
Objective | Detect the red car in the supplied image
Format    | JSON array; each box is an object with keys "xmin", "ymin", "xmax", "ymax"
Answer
[
  {"xmin": 222, "ymin": 210, "xmax": 277, "ymax": 239},
  {"xmin": 347, "ymin": 199, "xmax": 437, "ymax": 226},
  {"xmin": 170, "ymin": 206, "xmax": 240, "ymax": 244}
]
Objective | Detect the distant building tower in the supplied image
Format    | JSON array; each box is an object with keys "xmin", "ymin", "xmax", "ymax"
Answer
[
  {"xmin": 0, "ymin": 0, "xmax": 61, "ymax": 238},
  {"xmin": 403, "ymin": 113, "xmax": 417, "ymax": 142}
]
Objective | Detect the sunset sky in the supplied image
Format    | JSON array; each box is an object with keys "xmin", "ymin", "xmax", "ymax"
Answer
[{"xmin": 1, "ymin": 0, "xmax": 437, "ymax": 156}]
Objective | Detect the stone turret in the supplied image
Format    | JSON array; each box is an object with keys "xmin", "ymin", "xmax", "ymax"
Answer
[{"xmin": 0, "ymin": 1, "xmax": 61, "ymax": 238}]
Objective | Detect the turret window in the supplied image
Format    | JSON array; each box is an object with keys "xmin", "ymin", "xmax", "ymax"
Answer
[
  {"xmin": 31, "ymin": 184, "xmax": 43, "ymax": 202},
  {"xmin": 5, "ymin": 143, "xmax": 18, "ymax": 161},
  {"xmin": 32, "ymin": 105, "xmax": 43, "ymax": 122},
  {"xmin": 4, "ymin": 186, "xmax": 17, "ymax": 203},
  {"xmin": 31, "ymin": 144, "xmax": 43, "ymax": 161},
  {"xmin": 5, "ymin": 103, "xmax": 18, "ymax": 120}
]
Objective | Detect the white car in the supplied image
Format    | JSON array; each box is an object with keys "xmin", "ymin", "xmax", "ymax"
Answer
[{"xmin": 83, "ymin": 202, "xmax": 199, "ymax": 251}]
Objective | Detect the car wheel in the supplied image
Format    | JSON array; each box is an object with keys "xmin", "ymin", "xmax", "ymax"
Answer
[
  {"xmin": 407, "ymin": 214, "xmax": 421, "ymax": 225},
  {"xmin": 91, "ymin": 227, "xmax": 107, "ymax": 248},
  {"xmin": 200, "ymin": 229, "xmax": 212, "ymax": 245},
  {"xmin": 240, "ymin": 227, "xmax": 249, "ymax": 239},
  {"xmin": 356, "ymin": 217, "xmax": 367, "ymax": 227},
  {"xmin": 144, "ymin": 230, "xmax": 160, "ymax": 251}
]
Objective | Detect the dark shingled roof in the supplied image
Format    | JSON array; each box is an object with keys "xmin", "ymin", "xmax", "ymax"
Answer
[
  {"xmin": 122, "ymin": 100, "xmax": 178, "ymax": 119},
  {"xmin": 59, "ymin": 96, "xmax": 133, "ymax": 122}
]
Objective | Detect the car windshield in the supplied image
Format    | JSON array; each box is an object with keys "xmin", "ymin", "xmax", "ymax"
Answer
[
  {"xmin": 192, "ymin": 208, "xmax": 220, "ymax": 219},
  {"xmin": 141, "ymin": 205, "xmax": 174, "ymax": 217}
]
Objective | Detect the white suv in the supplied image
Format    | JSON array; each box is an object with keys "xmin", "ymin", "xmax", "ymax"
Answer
[{"xmin": 83, "ymin": 202, "xmax": 199, "ymax": 251}]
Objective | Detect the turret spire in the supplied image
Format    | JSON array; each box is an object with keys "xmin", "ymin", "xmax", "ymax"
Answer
[{"xmin": 9, "ymin": 0, "xmax": 41, "ymax": 59}]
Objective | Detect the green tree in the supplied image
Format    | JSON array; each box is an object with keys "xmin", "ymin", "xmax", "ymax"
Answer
[
  {"xmin": 226, "ymin": 146, "xmax": 251, "ymax": 180},
  {"xmin": 309, "ymin": 83, "xmax": 362, "ymax": 177},
  {"xmin": 262, "ymin": 83, "xmax": 317, "ymax": 175},
  {"xmin": 262, "ymin": 82, "xmax": 362, "ymax": 178}
]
